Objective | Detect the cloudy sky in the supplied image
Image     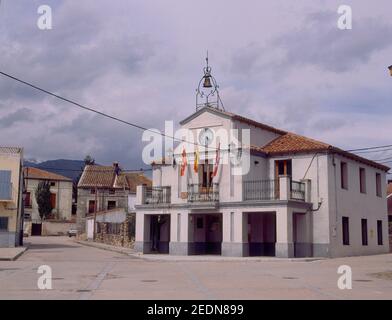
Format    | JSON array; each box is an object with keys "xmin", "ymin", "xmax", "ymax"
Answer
[{"xmin": 0, "ymin": 0, "xmax": 391, "ymax": 172}]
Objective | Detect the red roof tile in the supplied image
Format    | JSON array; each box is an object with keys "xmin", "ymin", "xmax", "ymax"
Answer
[
  {"xmin": 24, "ymin": 167, "xmax": 72, "ymax": 181},
  {"xmin": 78, "ymin": 165, "xmax": 151, "ymax": 192}
]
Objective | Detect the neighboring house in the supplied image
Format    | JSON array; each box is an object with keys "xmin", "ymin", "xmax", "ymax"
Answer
[
  {"xmin": 23, "ymin": 167, "xmax": 73, "ymax": 222},
  {"xmin": 134, "ymin": 106, "xmax": 390, "ymax": 258},
  {"xmin": 0, "ymin": 147, "xmax": 24, "ymax": 247},
  {"xmin": 77, "ymin": 162, "xmax": 151, "ymax": 232}
]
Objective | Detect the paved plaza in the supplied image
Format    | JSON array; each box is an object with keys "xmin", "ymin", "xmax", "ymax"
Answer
[{"xmin": 0, "ymin": 237, "xmax": 391, "ymax": 300}]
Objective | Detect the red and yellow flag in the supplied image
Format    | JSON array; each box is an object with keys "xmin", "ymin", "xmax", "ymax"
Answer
[
  {"xmin": 194, "ymin": 148, "xmax": 199, "ymax": 173},
  {"xmin": 180, "ymin": 148, "xmax": 187, "ymax": 176}
]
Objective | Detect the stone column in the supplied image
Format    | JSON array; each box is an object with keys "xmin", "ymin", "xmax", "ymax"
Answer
[
  {"xmin": 169, "ymin": 212, "xmax": 189, "ymax": 255},
  {"xmin": 275, "ymin": 207, "xmax": 294, "ymax": 258},
  {"xmin": 279, "ymin": 175, "xmax": 291, "ymax": 200},
  {"xmin": 134, "ymin": 212, "xmax": 151, "ymax": 253},
  {"xmin": 136, "ymin": 185, "xmax": 146, "ymax": 205},
  {"xmin": 222, "ymin": 210, "xmax": 249, "ymax": 257}
]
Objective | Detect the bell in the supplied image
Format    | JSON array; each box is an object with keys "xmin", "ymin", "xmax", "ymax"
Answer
[{"xmin": 203, "ymin": 75, "xmax": 213, "ymax": 88}]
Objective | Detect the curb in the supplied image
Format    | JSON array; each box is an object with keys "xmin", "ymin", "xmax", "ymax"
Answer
[
  {"xmin": 75, "ymin": 240, "xmax": 136, "ymax": 256},
  {"xmin": 0, "ymin": 246, "xmax": 28, "ymax": 261},
  {"xmin": 75, "ymin": 240, "xmax": 326, "ymax": 263}
]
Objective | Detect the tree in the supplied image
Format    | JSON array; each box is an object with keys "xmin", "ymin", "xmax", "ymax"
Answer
[{"xmin": 35, "ymin": 181, "xmax": 52, "ymax": 221}]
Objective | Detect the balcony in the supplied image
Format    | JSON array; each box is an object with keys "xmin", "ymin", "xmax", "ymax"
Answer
[
  {"xmin": 290, "ymin": 180, "xmax": 306, "ymax": 201},
  {"xmin": 0, "ymin": 182, "xmax": 13, "ymax": 202},
  {"xmin": 144, "ymin": 186, "xmax": 171, "ymax": 205},
  {"xmin": 243, "ymin": 178, "xmax": 307, "ymax": 202},
  {"xmin": 187, "ymin": 183, "xmax": 219, "ymax": 203},
  {"xmin": 243, "ymin": 180, "xmax": 278, "ymax": 201}
]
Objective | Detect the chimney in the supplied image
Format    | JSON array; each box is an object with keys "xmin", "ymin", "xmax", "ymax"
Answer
[{"xmin": 113, "ymin": 162, "xmax": 120, "ymax": 176}]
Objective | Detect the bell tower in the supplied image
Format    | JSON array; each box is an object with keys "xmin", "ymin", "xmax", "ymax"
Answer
[{"xmin": 196, "ymin": 52, "xmax": 225, "ymax": 111}]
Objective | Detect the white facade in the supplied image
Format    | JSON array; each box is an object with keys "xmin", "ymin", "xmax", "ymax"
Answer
[
  {"xmin": 24, "ymin": 178, "xmax": 73, "ymax": 222},
  {"xmin": 135, "ymin": 107, "xmax": 390, "ymax": 258}
]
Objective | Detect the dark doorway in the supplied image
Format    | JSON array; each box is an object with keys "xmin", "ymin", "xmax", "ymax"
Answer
[
  {"xmin": 190, "ymin": 214, "xmax": 222, "ymax": 255},
  {"xmin": 247, "ymin": 212, "xmax": 276, "ymax": 256},
  {"xmin": 150, "ymin": 215, "xmax": 170, "ymax": 254},
  {"xmin": 31, "ymin": 223, "xmax": 42, "ymax": 236}
]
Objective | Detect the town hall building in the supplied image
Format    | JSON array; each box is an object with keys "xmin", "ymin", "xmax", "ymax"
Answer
[{"xmin": 134, "ymin": 60, "xmax": 390, "ymax": 258}]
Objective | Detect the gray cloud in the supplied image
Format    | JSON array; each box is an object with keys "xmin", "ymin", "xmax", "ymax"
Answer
[
  {"xmin": 0, "ymin": 1, "xmax": 391, "ymax": 171},
  {"xmin": 0, "ymin": 108, "xmax": 34, "ymax": 128}
]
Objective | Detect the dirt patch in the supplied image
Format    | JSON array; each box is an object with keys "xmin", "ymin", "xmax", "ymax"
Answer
[{"xmin": 368, "ymin": 271, "xmax": 392, "ymax": 280}]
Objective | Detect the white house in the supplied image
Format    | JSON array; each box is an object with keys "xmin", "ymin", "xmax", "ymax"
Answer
[{"xmin": 134, "ymin": 63, "xmax": 390, "ymax": 258}]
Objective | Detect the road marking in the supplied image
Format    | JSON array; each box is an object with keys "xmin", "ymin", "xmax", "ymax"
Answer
[{"xmin": 78, "ymin": 262, "xmax": 116, "ymax": 300}]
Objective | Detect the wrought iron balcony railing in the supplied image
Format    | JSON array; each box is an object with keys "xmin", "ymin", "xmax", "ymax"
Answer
[
  {"xmin": 290, "ymin": 180, "xmax": 305, "ymax": 201},
  {"xmin": 187, "ymin": 183, "xmax": 219, "ymax": 203},
  {"xmin": 243, "ymin": 180, "xmax": 278, "ymax": 201},
  {"xmin": 145, "ymin": 186, "xmax": 171, "ymax": 205}
]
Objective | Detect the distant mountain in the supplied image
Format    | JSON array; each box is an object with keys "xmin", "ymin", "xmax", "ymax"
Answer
[{"xmin": 23, "ymin": 159, "xmax": 86, "ymax": 181}]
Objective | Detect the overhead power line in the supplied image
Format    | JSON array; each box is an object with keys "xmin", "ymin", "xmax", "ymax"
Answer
[
  {"xmin": 347, "ymin": 144, "xmax": 392, "ymax": 152},
  {"xmin": 24, "ymin": 166, "xmax": 152, "ymax": 173},
  {"xmin": 1, "ymin": 70, "xmax": 392, "ymax": 159},
  {"xmin": 0, "ymin": 70, "xmax": 220, "ymax": 151}
]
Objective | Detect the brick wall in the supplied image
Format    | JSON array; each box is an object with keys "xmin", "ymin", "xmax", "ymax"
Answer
[{"xmin": 95, "ymin": 213, "xmax": 135, "ymax": 248}]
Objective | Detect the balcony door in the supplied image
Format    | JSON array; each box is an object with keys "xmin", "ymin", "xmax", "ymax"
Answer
[
  {"xmin": 274, "ymin": 160, "xmax": 292, "ymax": 198},
  {"xmin": 199, "ymin": 162, "xmax": 214, "ymax": 189}
]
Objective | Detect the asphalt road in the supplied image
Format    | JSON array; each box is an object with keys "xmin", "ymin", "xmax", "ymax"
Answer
[{"xmin": 0, "ymin": 236, "xmax": 391, "ymax": 300}]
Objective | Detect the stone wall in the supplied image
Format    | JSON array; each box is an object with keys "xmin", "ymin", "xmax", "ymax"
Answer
[{"xmin": 95, "ymin": 213, "xmax": 135, "ymax": 248}]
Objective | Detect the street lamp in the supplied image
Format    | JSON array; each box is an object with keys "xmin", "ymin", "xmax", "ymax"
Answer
[{"xmin": 388, "ymin": 65, "xmax": 392, "ymax": 76}]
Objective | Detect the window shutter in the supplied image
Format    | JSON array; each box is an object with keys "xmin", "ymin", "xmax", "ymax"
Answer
[{"xmin": 0, "ymin": 170, "xmax": 11, "ymax": 199}]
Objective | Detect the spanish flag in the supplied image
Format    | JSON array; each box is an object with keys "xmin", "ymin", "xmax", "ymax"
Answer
[
  {"xmin": 180, "ymin": 148, "xmax": 187, "ymax": 176},
  {"xmin": 194, "ymin": 148, "xmax": 199, "ymax": 173}
]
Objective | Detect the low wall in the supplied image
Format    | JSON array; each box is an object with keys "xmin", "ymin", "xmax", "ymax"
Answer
[{"xmin": 95, "ymin": 213, "xmax": 135, "ymax": 248}]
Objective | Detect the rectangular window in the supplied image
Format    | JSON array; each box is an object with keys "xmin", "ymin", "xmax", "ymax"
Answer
[
  {"xmin": 342, "ymin": 216, "xmax": 350, "ymax": 245},
  {"xmin": 0, "ymin": 170, "xmax": 12, "ymax": 199},
  {"xmin": 107, "ymin": 201, "xmax": 116, "ymax": 210},
  {"xmin": 377, "ymin": 220, "xmax": 383, "ymax": 245},
  {"xmin": 50, "ymin": 181, "xmax": 56, "ymax": 187},
  {"xmin": 90, "ymin": 189, "xmax": 96, "ymax": 194},
  {"xmin": 359, "ymin": 168, "xmax": 366, "ymax": 193},
  {"xmin": 109, "ymin": 189, "xmax": 115, "ymax": 195},
  {"xmin": 340, "ymin": 162, "xmax": 348, "ymax": 189},
  {"xmin": 88, "ymin": 200, "xmax": 96, "ymax": 214},
  {"xmin": 361, "ymin": 219, "xmax": 368, "ymax": 246},
  {"xmin": 24, "ymin": 192, "xmax": 31, "ymax": 207},
  {"xmin": 50, "ymin": 193, "xmax": 56, "ymax": 209},
  {"xmin": 376, "ymin": 173, "xmax": 382, "ymax": 197},
  {"xmin": 0, "ymin": 217, "xmax": 8, "ymax": 231}
]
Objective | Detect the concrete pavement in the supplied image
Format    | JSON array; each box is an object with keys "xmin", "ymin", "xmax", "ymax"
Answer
[
  {"xmin": 0, "ymin": 246, "xmax": 27, "ymax": 261},
  {"xmin": 0, "ymin": 236, "xmax": 392, "ymax": 299}
]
